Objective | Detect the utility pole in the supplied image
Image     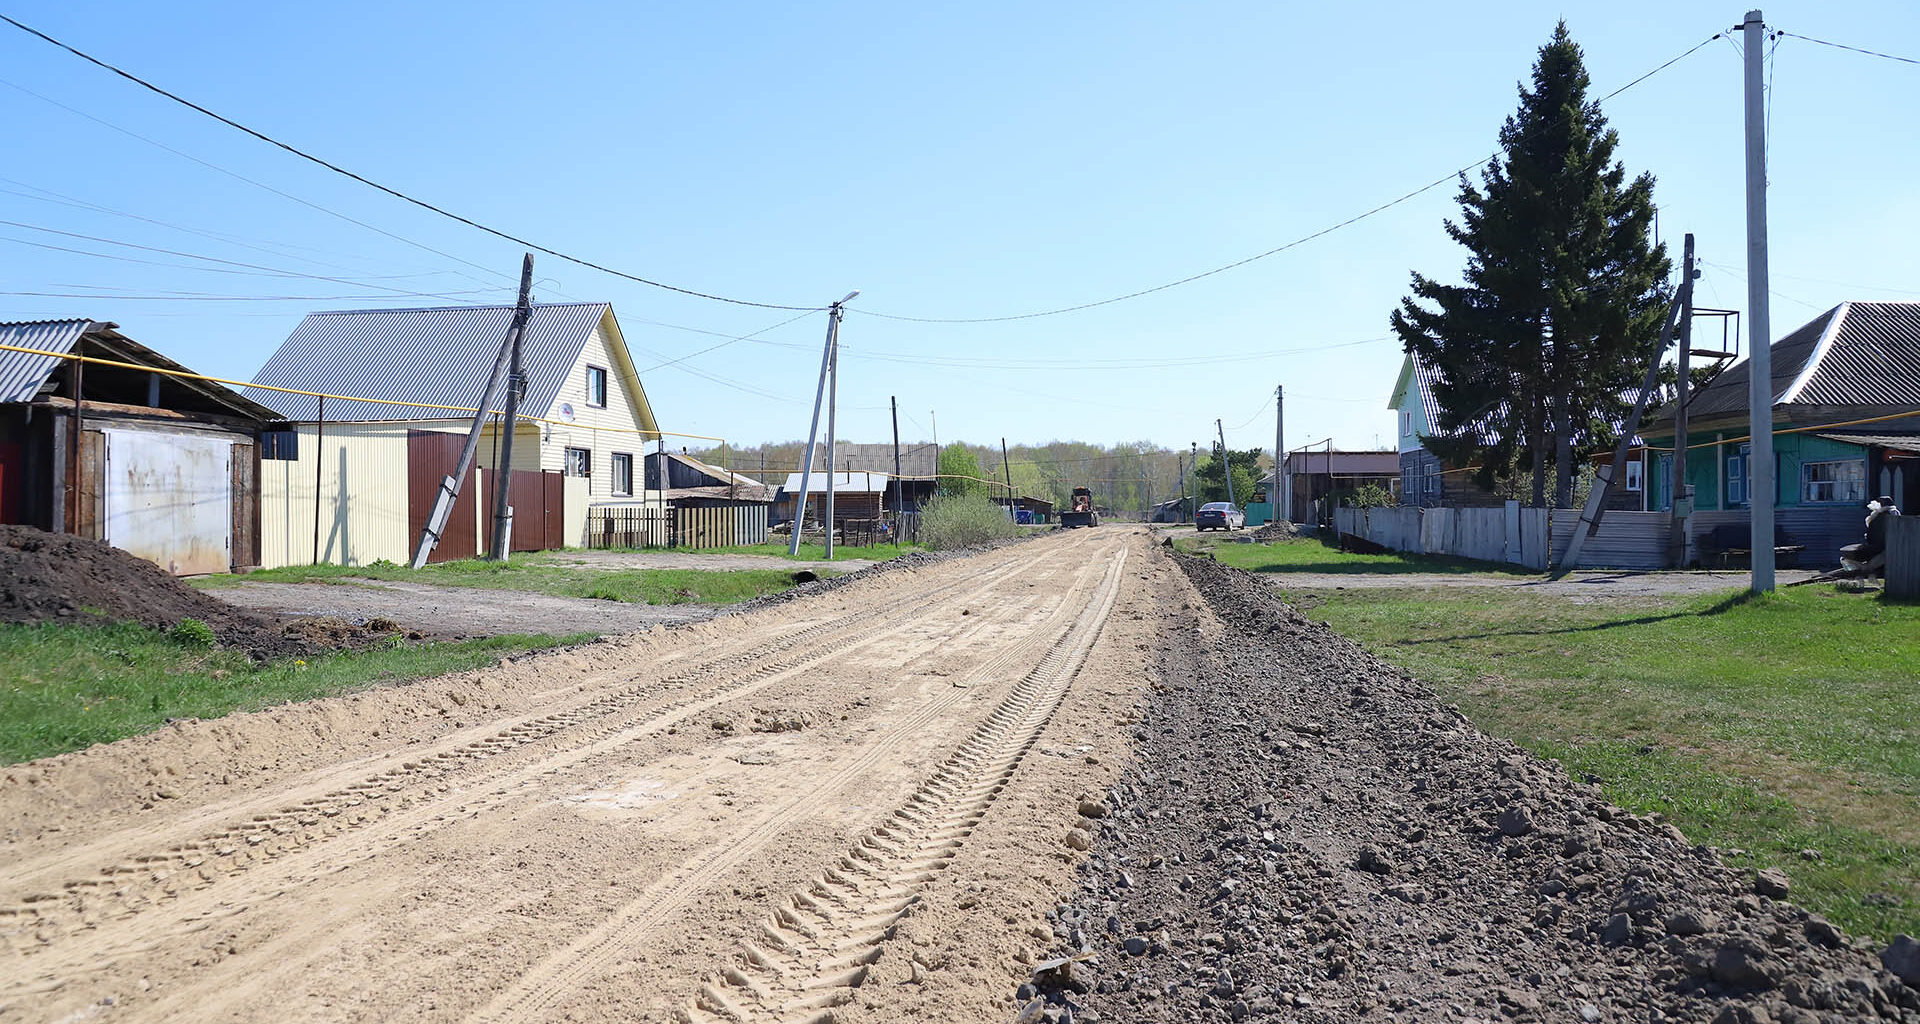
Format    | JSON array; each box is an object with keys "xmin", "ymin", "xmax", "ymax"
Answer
[
  {"xmin": 890, "ymin": 395, "xmax": 903, "ymax": 524},
  {"xmin": 790, "ymin": 291, "xmax": 859, "ymax": 558},
  {"xmin": 1741, "ymin": 9, "xmax": 1776, "ymax": 593},
  {"xmin": 1189, "ymin": 441, "xmax": 1198, "ymax": 521},
  {"xmin": 412, "ymin": 254, "xmax": 530, "ymax": 568},
  {"xmin": 1001, "ymin": 437, "xmax": 1014, "ymax": 521},
  {"xmin": 1274, "ymin": 384, "xmax": 1287, "ymax": 524},
  {"xmin": 487, "ymin": 255, "xmax": 535, "ymax": 561},
  {"xmin": 1667, "ymin": 234, "xmax": 1698, "ymax": 567},
  {"xmin": 1216, "ymin": 419, "xmax": 1236, "ymax": 508}
]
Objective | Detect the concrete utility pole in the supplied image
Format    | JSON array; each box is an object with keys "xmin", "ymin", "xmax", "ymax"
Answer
[
  {"xmin": 790, "ymin": 291, "xmax": 858, "ymax": 558},
  {"xmin": 1216, "ymin": 419, "xmax": 1236, "ymax": 508},
  {"xmin": 1274, "ymin": 384, "xmax": 1287, "ymax": 523},
  {"xmin": 412, "ymin": 253, "xmax": 530, "ymax": 569},
  {"xmin": 487, "ymin": 255, "xmax": 535, "ymax": 561},
  {"xmin": 1742, "ymin": 9, "xmax": 1776, "ymax": 592}
]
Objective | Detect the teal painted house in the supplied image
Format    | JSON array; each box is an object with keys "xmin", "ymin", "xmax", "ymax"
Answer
[{"xmin": 1642, "ymin": 301, "xmax": 1920, "ymax": 565}]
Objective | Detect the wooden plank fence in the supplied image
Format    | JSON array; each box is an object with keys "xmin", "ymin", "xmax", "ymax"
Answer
[
  {"xmin": 587, "ymin": 504, "xmax": 769, "ymax": 550},
  {"xmin": 1888, "ymin": 515, "xmax": 1919, "ymax": 599}
]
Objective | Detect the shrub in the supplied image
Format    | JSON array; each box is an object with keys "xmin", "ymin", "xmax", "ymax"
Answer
[
  {"xmin": 919, "ymin": 493, "xmax": 1017, "ymax": 550},
  {"xmin": 1341, "ymin": 483, "xmax": 1397, "ymax": 509},
  {"xmin": 170, "ymin": 618, "xmax": 216, "ymax": 649}
]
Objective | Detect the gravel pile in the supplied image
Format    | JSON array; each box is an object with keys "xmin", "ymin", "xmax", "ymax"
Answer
[{"xmin": 1027, "ymin": 553, "xmax": 1917, "ymax": 1023}]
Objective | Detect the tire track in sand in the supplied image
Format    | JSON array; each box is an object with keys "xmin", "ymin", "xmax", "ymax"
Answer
[
  {"xmin": 464, "ymin": 543, "xmax": 1128, "ymax": 1024},
  {"xmin": 2, "ymin": 536, "xmax": 1093, "ymax": 995}
]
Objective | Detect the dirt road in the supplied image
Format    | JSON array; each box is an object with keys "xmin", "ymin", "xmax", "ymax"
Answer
[{"xmin": 0, "ymin": 528, "xmax": 1169, "ymax": 1024}]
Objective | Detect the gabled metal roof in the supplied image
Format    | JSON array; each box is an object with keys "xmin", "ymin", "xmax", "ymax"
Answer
[
  {"xmin": 0, "ymin": 319, "xmax": 93, "ymax": 402},
  {"xmin": 243, "ymin": 303, "xmax": 613, "ymax": 422},
  {"xmin": 1669, "ymin": 301, "xmax": 1920, "ymax": 423}
]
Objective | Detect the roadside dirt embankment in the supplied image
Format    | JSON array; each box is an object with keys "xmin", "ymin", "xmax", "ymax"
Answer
[{"xmin": 1031, "ymin": 553, "xmax": 1916, "ymax": 1023}]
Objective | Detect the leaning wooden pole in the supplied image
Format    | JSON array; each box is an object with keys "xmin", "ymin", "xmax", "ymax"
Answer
[{"xmin": 1552, "ymin": 274, "xmax": 1689, "ymax": 577}]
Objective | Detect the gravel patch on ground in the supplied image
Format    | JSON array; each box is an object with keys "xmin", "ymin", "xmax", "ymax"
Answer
[
  {"xmin": 534, "ymin": 549, "xmax": 881, "ymax": 573},
  {"xmin": 1026, "ymin": 553, "xmax": 1916, "ymax": 1023},
  {"xmin": 214, "ymin": 579, "xmax": 712, "ymax": 638}
]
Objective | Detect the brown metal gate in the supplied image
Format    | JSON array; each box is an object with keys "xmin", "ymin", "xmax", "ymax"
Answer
[
  {"xmin": 407, "ymin": 430, "xmax": 479, "ymax": 562},
  {"xmin": 477, "ymin": 468, "xmax": 566, "ymax": 552}
]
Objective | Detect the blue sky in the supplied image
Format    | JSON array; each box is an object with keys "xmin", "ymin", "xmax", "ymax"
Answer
[{"xmin": 1, "ymin": 1, "xmax": 1915, "ymax": 455}]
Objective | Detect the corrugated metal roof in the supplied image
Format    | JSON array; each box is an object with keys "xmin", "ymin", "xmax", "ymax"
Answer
[
  {"xmin": 1797, "ymin": 301, "xmax": 1920, "ymax": 407},
  {"xmin": 1669, "ymin": 302, "xmax": 1920, "ymax": 424},
  {"xmin": 0, "ymin": 319, "xmax": 92, "ymax": 402},
  {"xmin": 243, "ymin": 303, "xmax": 610, "ymax": 421},
  {"xmin": 1816, "ymin": 432, "xmax": 1920, "ymax": 453},
  {"xmin": 780, "ymin": 471, "xmax": 888, "ymax": 494}
]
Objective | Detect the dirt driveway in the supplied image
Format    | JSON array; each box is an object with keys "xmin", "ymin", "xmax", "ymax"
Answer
[{"xmin": 215, "ymin": 578, "xmax": 714, "ymax": 638}]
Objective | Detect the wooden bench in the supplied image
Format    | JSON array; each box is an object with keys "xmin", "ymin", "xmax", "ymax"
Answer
[{"xmin": 1697, "ymin": 523, "xmax": 1805, "ymax": 569}]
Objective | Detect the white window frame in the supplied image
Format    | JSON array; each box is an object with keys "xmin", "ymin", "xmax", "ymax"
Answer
[
  {"xmin": 1624, "ymin": 458, "xmax": 1643, "ymax": 492},
  {"xmin": 1401, "ymin": 410, "xmax": 1413, "ymax": 437},
  {"xmin": 586, "ymin": 365, "xmax": 608, "ymax": 408},
  {"xmin": 1801, "ymin": 458, "xmax": 1865, "ymax": 504},
  {"xmin": 610, "ymin": 451, "xmax": 633, "ymax": 497},
  {"xmin": 564, "ymin": 446, "xmax": 592, "ymax": 478}
]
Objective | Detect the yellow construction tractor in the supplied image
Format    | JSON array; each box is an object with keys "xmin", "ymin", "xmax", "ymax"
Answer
[{"xmin": 1060, "ymin": 486, "xmax": 1100, "ymax": 528}]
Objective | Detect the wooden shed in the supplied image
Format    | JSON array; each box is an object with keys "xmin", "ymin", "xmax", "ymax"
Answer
[{"xmin": 0, "ymin": 319, "xmax": 280, "ymax": 574}]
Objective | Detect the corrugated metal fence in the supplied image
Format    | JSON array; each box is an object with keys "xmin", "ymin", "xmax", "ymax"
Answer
[{"xmin": 1887, "ymin": 516, "xmax": 1919, "ymax": 599}]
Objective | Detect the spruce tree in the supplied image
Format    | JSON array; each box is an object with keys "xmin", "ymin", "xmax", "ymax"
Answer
[{"xmin": 1391, "ymin": 22, "xmax": 1671, "ymax": 507}]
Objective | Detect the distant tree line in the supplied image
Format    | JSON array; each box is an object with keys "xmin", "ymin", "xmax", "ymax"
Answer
[{"xmin": 686, "ymin": 439, "xmax": 1280, "ymax": 516}]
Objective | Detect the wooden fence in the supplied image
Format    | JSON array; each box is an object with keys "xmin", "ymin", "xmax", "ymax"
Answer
[{"xmin": 1888, "ymin": 516, "xmax": 1919, "ymax": 599}]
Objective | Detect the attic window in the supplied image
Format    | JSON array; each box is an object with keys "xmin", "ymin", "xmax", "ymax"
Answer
[{"xmin": 586, "ymin": 365, "xmax": 608, "ymax": 408}]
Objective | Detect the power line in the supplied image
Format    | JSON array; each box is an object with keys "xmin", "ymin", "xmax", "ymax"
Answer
[
  {"xmin": 632, "ymin": 311, "xmax": 817, "ymax": 374},
  {"xmin": 0, "ymin": 14, "xmax": 820, "ymax": 313},
  {"xmin": 1776, "ymin": 30, "xmax": 1920, "ymax": 67},
  {"xmin": 0, "ymin": 76, "xmax": 518, "ymax": 291},
  {"xmin": 852, "ymin": 32, "xmax": 1727, "ymax": 324},
  {"xmin": 0, "ymin": 218, "xmax": 514, "ymax": 299}
]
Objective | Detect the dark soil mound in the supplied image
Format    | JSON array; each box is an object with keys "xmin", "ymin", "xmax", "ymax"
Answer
[
  {"xmin": 0, "ymin": 525, "xmax": 261, "ymax": 633},
  {"xmin": 0, "ymin": 526, "xmax": 395, "ymax": 657},
  {"xmin": 1027, "ymin": 551, "xmax": 1916, "ymax": 1023}
]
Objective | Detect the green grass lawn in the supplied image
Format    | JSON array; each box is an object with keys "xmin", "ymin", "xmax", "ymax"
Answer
[
  {"xmin": 0, "ymin": 622, "xmax": 591, "ymax": 765},
  {"xmin": 1177, "ymin": 533, "xmax": 1530, "ymax": 576},
  {"xmin": 1283, "ymin": 580, "xmax": 1920, "ymax": 938},
  {"xmin": 642, "ymin": 541, "xmax": 919, "ymax": 562},
  {"xmin": 196, "ymin": 556, "xmax": 822, "ymax": 605}
]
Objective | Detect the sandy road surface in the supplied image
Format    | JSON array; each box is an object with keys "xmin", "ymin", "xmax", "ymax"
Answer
[{"xmin": 1, "ymin": 528, "xmax": 1171, "ymax": 1023}]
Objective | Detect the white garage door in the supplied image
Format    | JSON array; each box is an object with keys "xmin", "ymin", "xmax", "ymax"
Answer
[{"xmin": 105, "ymin": 429, "xmax": 232, "ymax": 576}]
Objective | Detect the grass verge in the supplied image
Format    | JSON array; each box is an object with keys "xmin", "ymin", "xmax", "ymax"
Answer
[
  {"xmin": 196, "ymin": 557, "xmax": 819, "ymax": 605},
  {"xmin": 1283, "ymin": 581, "xmax": 1920, "ymax": 938},
  {"xmin": 1177, "ymin": 533, "xmax": 1529, "ymax": 576},
  {"xmin": 0, "ymin": 622, "xmax": 591, "ymax": 765}
]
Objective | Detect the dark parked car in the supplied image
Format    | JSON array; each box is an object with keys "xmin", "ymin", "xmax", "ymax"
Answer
[{"xmin": 1195, "ymin": 502, "xmax": 1245, "ymax": 531}]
